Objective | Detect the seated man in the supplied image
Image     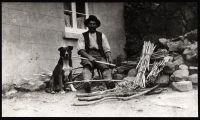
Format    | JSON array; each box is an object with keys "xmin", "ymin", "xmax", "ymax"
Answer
[{"xmin": 77, "ymin": 15, "xmax": 115, "ymax": 93}]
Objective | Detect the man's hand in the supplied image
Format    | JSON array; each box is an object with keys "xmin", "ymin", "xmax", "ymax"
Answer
[
  {"xmin": 105, "ymin": 52, "xmax": 112, "ymax": 63},
  {"xmin": 88, "ymin": 55, "xmax": 96, "ymax": 62},
  {"xmin": 78, "ymin": 49, "xmax": 96, "ymax": 62}
]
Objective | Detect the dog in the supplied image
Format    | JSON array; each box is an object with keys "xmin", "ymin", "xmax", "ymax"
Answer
[{"xmin": 48, "ymin": 46, "xmax": 77, "ymax": 94}]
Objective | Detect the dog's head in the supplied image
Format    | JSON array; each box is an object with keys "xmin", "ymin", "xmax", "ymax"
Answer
[{"xmin": 58, "ymin": 46, "xmax": 73, "ymax": 59}]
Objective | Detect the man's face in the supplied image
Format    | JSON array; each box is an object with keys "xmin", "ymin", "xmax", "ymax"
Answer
[{"xmin": 88, "ymin": 20, "xmax": 97, "ymax": 33}]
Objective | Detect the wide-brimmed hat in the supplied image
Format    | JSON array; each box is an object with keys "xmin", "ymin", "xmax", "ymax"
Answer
[{"xmin": 84, "ymin": 15, "xmax": 101, "ymax": 28}]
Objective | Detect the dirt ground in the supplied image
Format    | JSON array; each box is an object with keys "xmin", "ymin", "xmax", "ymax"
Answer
[{"xmin": 2, "ymin": 86, "xmax": 198, "ymax": 117}]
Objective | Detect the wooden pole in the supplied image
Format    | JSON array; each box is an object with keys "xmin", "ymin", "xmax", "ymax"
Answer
[
  {"xmin": 66, "ymin": 79, "xmax": 123, "ymax": 84},
  {"xmin": 72, "ymin": 56, "xmax": 116, "ymax": 67}
]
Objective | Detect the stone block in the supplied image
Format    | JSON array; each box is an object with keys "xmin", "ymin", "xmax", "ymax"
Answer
[
  {"xmin": 15, "ymin": 80, "xmax": 46, "ymax": 92},
  {"xmin": 187, "ymin": 74, "xmax": 198, "ymax": 84},
  {"xmin": 170, "ymin": 70, "xmax": 189, "ymax": 82},
  {"xmin": 188, "ymin": 66, "xmax": 198, "ymax": 75},
  {"xmin": 2, "ymin": 84, "xmax": 16, "ymax": 95},
  {"xmin": 128, "ymin": 68, "xmax": 137, "ymax": 77},
  {"xmin": 179, "ymin": 64, "xmax": 188, "ymax": 70},
  {"xmin": 171, "ymin": 81, "xmax": 193, "ymax": 92},
  {"xmin": 113, "ymin": 74, "xmax": 124, "ymax": 80},
  {"xmin": 155, "ymin": 74, "xmax": 170, "ymax": 87},
  {"xmin": 163, "ymin": 62, "xmax": 176, "ymax": 74},
  {"xmin": 173, "ymin": 55, "xmax": 184, "ymax": 66}
]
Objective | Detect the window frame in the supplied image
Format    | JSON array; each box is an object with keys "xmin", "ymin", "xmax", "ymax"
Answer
[{"xmin": 64, "ymin": 2, "xmax": 89, "ymax": 34}]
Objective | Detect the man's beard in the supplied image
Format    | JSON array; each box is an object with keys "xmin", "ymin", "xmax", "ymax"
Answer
[{"xmin": 89, "ymin": 28, "xmax": 96, "ymax": 33}]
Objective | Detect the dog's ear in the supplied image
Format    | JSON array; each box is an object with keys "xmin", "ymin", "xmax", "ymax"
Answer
[
  {"xmin": 58, "ymin": 47, "xmax": 63, "ymax": 52},
  {"xmin": 68, "ymin": 46, "xmax": 73, "ymax": 51}
]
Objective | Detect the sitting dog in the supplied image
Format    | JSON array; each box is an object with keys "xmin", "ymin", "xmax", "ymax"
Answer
[{"xmin": 48, "ymin": 46, "xmax": 77, "ymax": 94}]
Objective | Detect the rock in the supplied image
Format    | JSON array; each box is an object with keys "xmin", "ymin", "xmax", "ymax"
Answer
[
  {"xmin": 113, "ymin": 74, "xmax": 125, "ymax": 80},
  {"xmin": 164, "ymin": 56, "xmax": 173, "ymax": 62},
  {"xmin": 128, "ymin": 68, "xmax": 137, "ymax": 77},
  {"xmin": 183, "ymin": 42, "xmax": 197, "ymax": 64},
  {"xmin": 155, "ymin": 74, "xmax": 170, "ymax": 87},
  {"xmin": 188, "ymin": 66, "xmax": 198, "ymax": 75},
  {"xmin": 171, "ymin": 81, "xmax": 193, "ymax": 92},
  {"xmin": 2, "ymin": 84, "xmax": 16, "ymax": 95},
  {"xmin": 159, "ymin": 38, "xmax": 169, "ymax": 46},
  {"xmin": 116, "ymin": 66, "xmax": 132, "ymax": 74},
  {"xmin": 187, "ymin": 74, "xmax": 198, "ymax": 84},
  {"xmin": 15, "ymin": 80, "xmax": 46, "ymax": 92},
  {"xmin": 5, "ymin": 89, "xmax": 17, "ymax": 96},
  {"xmin": 183, "ymin": 42, "xmax": 197, "ymax": 55},
  {"xmin": 173, "ymin": 55, "xmax": 184, "ymax": 66},
  {"xmin": 179, "ymin": 64, "xmax": 188, "ymax": 70},
  {"xmin": 170, "ymin": 70, "xmax": 189, "ymax": 82},
  {"xmin": 167, "ymin": 41, "xmax": 184, "ymax": 52},
  {"xmin": 163, "ymin": 62, "xmax": 176, "ymax": 74}
]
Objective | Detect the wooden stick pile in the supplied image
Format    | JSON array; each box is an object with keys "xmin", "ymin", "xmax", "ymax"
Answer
[
  {"xmin": 73, "ymin": 85, "xmax": 159, "ymax": 106},
  {"xmin": 135, "ymin": 41, "xmax": 156, "ymax": 88}
]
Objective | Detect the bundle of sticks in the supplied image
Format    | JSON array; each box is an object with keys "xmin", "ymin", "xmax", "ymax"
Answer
[
  {"xmin": 135, "ymin": 41, "xmax": 156, "ymax": 88},
  {"xmin": 146, "ymin": 60, "xmax": 165, "ymax": 87}
]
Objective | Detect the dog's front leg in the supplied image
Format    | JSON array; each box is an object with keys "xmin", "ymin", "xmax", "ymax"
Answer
[
  {"xmin": 68, "ymin": 72, "xmax": 77, "ymax": 92},
  {"xmin": 58, "ymin": 75, "xmax": 65, "ymax": 94},
  {"xmin": 49, "ymin": 77, "xmax": 56, "ymax": 94},
  {"xmin": 70, "ymin": 84, "xmax": 77, "ymax": 92}
]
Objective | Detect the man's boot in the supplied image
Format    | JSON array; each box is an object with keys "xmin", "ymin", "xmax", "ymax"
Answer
[
  {"xmin": 102, "ymin": 69, "xmax": 115, "ymax": 89},
  {"xmin": 82, "ymin": 67, "xmax": 92, "ymax": 93}
]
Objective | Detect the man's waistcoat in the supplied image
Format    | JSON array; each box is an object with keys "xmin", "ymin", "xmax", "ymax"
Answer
[{"xmin": 82, "ymin": 31, "xmax": 106, "ymax": 58}]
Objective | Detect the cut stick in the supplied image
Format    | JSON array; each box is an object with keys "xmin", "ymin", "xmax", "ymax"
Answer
[
  {"xmin": 73, "ymin": 56, "xmax": 116, "ymax": 67},
  {"xmin": 66, "ymin": 79, "xmax": 123, "ymax": 84},
  {"xmin": 76, "ymin": 88, "xmax": 116, "ymax": 97},
  {"xmin": 73, "ymin": 85, "xmax": 159, "ymax": 106},
  {"xmin": 78, "ymin": 91, "xmax": 138, "ymax": 101}
]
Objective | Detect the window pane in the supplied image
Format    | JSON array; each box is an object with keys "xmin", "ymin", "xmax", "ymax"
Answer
[
  {"xmin": 64, "ymin": 2, "xmax": 71, "ymax": 11},
  {"xmin": 64, "ymin": 2, "xmax": 72, "ymax": 27},
  {"xmin": 76, "ymin": 2, "xmax": 85, "ymax": 14},
  {"xmin": 77, "ymin": 14, "xmax": 86, "ymax": 29},
  {"xmin": 65, "ymin": 13, "xmax": 73, "ymax": 27}
]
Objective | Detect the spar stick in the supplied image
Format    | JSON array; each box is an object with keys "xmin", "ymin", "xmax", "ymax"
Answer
[{"xmin": 73, "ymin": 56, "xmax": 116, "ymax": 67}]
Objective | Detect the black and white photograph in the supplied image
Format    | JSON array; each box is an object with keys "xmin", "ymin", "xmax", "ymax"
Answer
[{"xmin": 2, "ymin": 1, "xmax": 198, "ymax": 117}]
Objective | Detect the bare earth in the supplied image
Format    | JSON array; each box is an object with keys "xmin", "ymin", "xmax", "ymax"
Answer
[{"xmin": 2, "ymin": 87, "xmax": 198, "ymax": 117}]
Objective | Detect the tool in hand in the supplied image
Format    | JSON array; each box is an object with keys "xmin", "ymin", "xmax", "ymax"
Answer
[{"xmin": 73, "ymin": 56, "xmax": 116, "ymax": 67}]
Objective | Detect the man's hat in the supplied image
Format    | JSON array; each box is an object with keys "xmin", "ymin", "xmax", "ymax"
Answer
[{"xmin": 84, "ymin": 15, "xmax": 101, "ymax": 28}]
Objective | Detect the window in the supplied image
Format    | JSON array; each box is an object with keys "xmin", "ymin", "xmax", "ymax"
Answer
[{"xmin": 64, "ymin": 2, "xmax": 88, "ymax": 34}]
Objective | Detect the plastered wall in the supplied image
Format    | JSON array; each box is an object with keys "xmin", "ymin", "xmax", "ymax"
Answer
[{"xmin": 2, "ymin": 2, "xmax": 126, "ymax": 85}]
